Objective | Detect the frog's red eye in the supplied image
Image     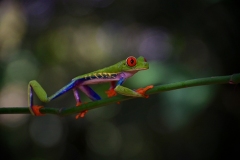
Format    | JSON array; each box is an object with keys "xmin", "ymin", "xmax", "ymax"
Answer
[
  {"xmin": 144, "ymin": 58, "xmax": 147, "ymax": 62},
  {"xmin": 126, "ymin": 56, "xmax": 137, "ymax": 67}
]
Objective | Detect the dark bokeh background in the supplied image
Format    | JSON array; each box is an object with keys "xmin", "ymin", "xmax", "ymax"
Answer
[{"xmin": 0, "ymin": 0, "xmax": 240, "ymax": 159}]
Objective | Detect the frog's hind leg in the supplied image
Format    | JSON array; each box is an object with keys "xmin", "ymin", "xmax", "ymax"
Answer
[
  {"xmin": 79, "ymin": 85, "xmax": 101, "ymax": 101},
  {"xmin": 75, "ymin": 85, "xmax": 101, "ymax": 119},
  {"xmin": 28, "ymin": 80, "xmax": 77, "ymax": 116}
]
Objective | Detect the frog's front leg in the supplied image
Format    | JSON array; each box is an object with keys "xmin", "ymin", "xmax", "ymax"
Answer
[
  {"xmin": 114, "ymin": 85, "xmax": 153, "ymax": 98},
  {"xmin": 113, "ymin": 77, "xmax": 153, "ymax": 98},
  {"xmin": 105, "ymin": 81, "xmax": 117, "ymax": 97}
]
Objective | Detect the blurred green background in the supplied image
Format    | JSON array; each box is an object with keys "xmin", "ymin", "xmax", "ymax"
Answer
[{"xmin": 0, "ymin": 0, "xmax": 240, "ymax": 159}]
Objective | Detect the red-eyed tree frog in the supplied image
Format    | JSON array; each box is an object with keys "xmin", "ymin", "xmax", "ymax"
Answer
[{"xmin": 28, "ymin": 56, "xmax": 153, "ymax": 119}]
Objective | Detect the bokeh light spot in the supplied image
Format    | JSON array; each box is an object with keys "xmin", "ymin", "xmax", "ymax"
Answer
[
  {"xmin": 86, "ymin": 121, "xmax": 121, "ymax": 156},
  {"xmin": 119, "ymin": 124, "xmax": 144, "ymax": 159},
  {"xmin": 3, "ymin": 58, "xmax": 38, "ymax": 83},
  {"xmin": 0, "ymin": 83, "xmax": 28, "ymax": 128},
  {"xmin": 139, "ymin": 28, "xmax": 172, "ymax": 60},
  {"xmin": 29, "ymin": 116, "xmax": 63, "ymax": 148}
]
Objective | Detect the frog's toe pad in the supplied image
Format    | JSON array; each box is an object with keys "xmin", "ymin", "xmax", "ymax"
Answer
[
  {"xmin": 105, "ymin": 89, "xmax": 117, "ymax": 97},
  {"xmin": 136, "ymin": 85, "xmax": 154, "ymax": 98},
  {"xmin": 75, "ymin": 110, "xmax": 88, "ymax": 119},
  {"xmin": 31, "ymin": 105, "xmax": 44, "ymax": 116},
  {"xmin": 76, "ymin": 102, "xmax": 82, "ymax": 106}
]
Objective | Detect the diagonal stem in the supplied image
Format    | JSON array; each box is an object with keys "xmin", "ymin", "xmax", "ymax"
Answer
[{"xmin": 0, "ymin": 73, "xmax": 239, "ymax": 116}]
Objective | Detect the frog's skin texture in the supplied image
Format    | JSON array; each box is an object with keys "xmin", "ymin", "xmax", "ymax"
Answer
[{"xmin": 28, "ymin": 56, "xmax": 153, "ymax": 118}]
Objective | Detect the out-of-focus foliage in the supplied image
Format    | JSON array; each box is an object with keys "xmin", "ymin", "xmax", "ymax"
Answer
[{"xmin": 0, "ymin": 0, "xmax": 240, "ymax": 159}]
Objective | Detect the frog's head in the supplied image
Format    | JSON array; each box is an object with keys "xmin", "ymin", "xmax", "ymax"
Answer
[{"xmin": 120, "ymin": 56, "xmax": 149, "ymax": 72}]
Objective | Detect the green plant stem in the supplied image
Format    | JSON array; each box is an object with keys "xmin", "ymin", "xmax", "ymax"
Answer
[{"xmin": 0, "ymin": 73, "xmax": 239, "ymax": 116}]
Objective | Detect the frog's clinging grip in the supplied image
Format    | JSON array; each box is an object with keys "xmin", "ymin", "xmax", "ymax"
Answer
[{"xmin": 28, "ymin": 56, "xmax": 152, "ymax": 118}]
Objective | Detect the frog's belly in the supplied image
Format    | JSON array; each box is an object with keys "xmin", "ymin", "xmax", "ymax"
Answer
[{"xmin": 81, "ymin": 78, "xmax": 119, "ymax": 85}]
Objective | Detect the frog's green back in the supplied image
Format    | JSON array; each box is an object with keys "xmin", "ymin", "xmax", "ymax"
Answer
[
  {"xmin": 73, "ymin": 56, "xmax": 148, "ymax": 80},
  {"xmin": 73, "ymin": 60, "xmax": 124, "ymax": 80}
]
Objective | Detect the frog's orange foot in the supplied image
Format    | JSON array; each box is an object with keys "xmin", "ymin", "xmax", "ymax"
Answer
[
  {"xmin": 76, "ymin": 101, "xmax": 88, "ymax": 107},
  {"xmin": 75, "ymin": 110, "xmax": 88, "ymax": 119},
  {"xmin": 32, "ymin": 105, "xmax": 44, "ymax": 116},
  {"xmin": 105, "ymin": 89, "xmax": 117, "ymax": 97},
  {"xmin": 75, "ymin": 102, "xmax": 88, "ymax": 119},
  {"xmin": 76, "ymin": 101, "xmax": 82, "ymax": 107},
  {"xmin": 136, "ymin": 85, "xmax": 154, "ymax": 98}
]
